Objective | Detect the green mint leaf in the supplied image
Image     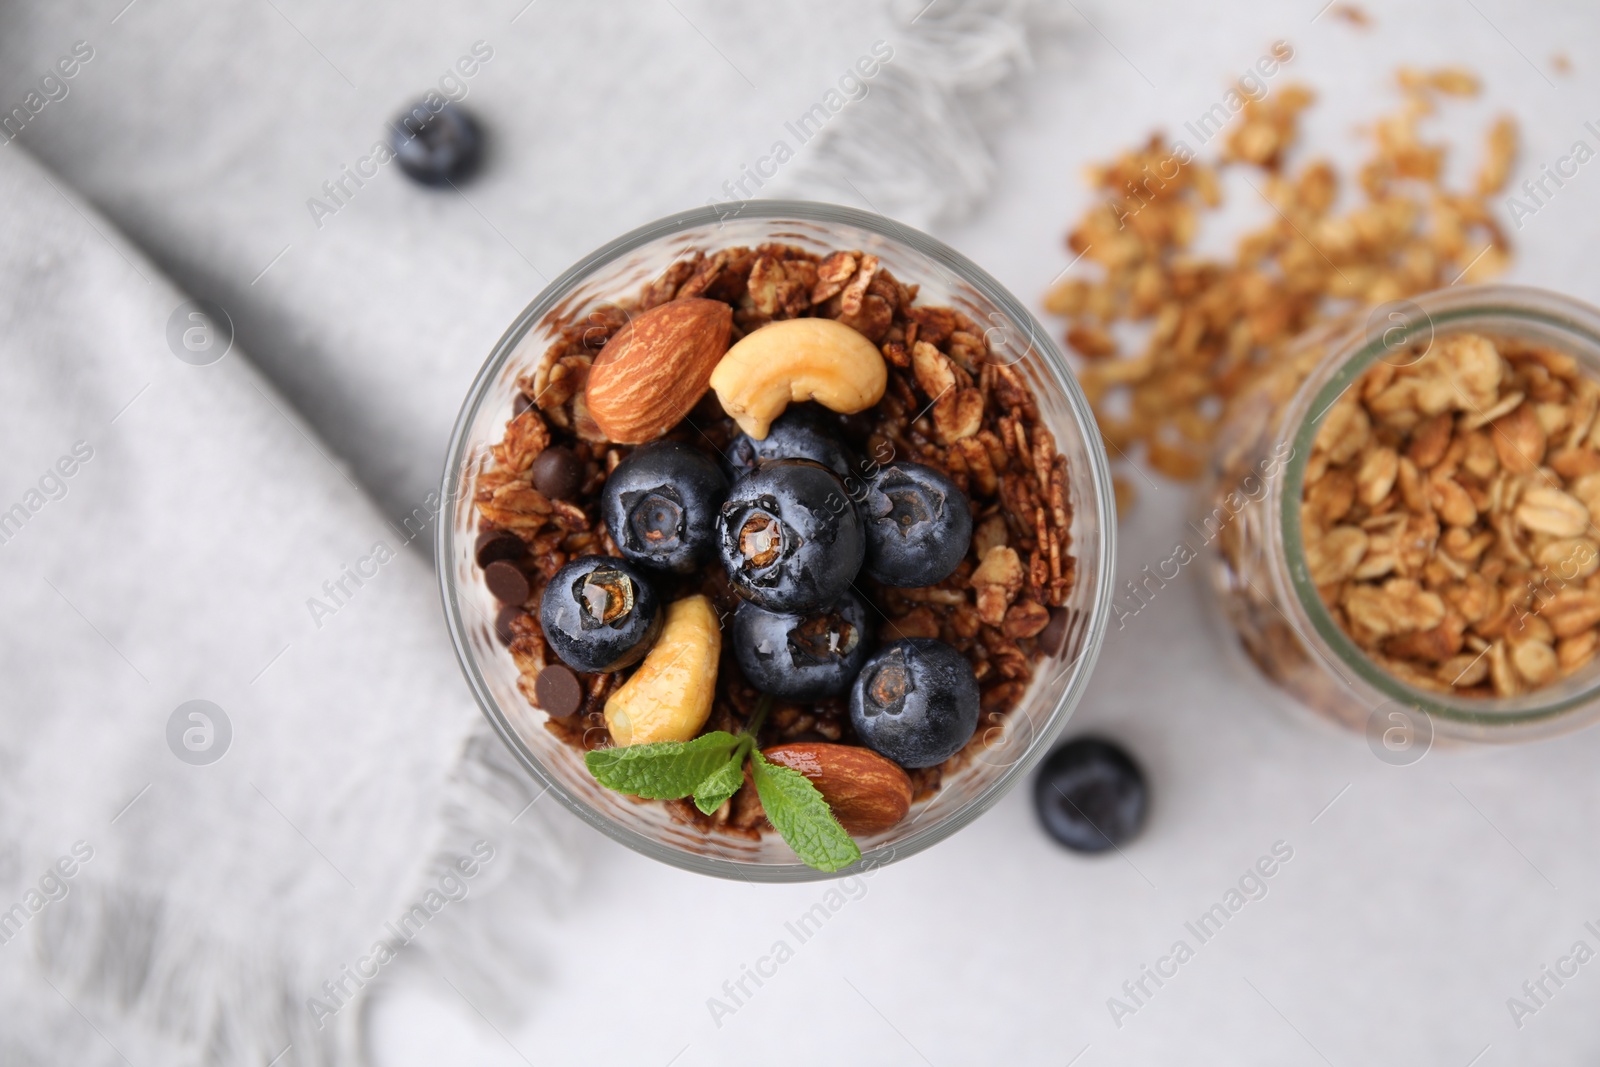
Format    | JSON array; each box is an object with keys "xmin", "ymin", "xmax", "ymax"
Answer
[
  {"xmin": 584, "ymin": 731, "xmax": 741, "ymax": 799},
  {"xmin": 749, "ymin": 752, "xmax": 861, "ymax": 873},
  {"xmin": 691, "ymin": 752, "xmax": 747, "ymax": 815}
]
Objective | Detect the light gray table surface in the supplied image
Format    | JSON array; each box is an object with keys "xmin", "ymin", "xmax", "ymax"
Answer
[{"xmin": 4, "ymin": 1, "xmax": 1599, "ymax": 1064}]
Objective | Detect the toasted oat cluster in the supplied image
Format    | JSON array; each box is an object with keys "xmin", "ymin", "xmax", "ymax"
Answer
[
  {"xmin": 1304, "ymin": 333, "xmax": 1600, "ymax": 697},
  {"xmin": 475, "ymin": 244, "xmax": 1075, "ymax": 836},
  {"xmin": 1043, "ymin": 66, "xmax": 1517, "ymax": 507}
]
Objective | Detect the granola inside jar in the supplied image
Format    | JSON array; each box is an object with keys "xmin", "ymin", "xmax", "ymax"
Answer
[
  {"xmin": 440, "ymin": 202, "xmax": 1116, "ymax": 880},
  {"xmin": 1201, "ymin": 285, "xmax": 1600, "ymax": 744}
]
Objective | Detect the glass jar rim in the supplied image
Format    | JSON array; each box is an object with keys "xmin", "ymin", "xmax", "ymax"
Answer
[
  {"xmin": 435, "ymin": 200, "xmax": 1120, "ymax": 879},
  {"xmin": 1274, "ymin": 284, "xmax": 1600, "ymax": 736}
]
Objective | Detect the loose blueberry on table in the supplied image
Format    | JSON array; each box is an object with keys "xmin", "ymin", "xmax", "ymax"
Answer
[
  {"xmin": 1033, "ymin": 738, "xmax": 1149, "ymax": 854},
  {"xmin": 471, "ymin": 246, "xmax": 1078, "ymax": 871},
  {"xmin": 390, "ymin": 100, "xmax": 482, "ymax": 186}
]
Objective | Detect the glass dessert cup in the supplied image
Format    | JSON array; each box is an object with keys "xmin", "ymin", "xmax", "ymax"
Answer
[
  {"xmin": 438, "ymin": 202, "xmax": 1117, "ymax": 881},
  {"xmin": 1201, "ymin": 284, "xmax": 1600, "ymax": 746}
]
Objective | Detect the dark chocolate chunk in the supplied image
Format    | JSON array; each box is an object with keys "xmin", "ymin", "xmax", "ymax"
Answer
[
  {"xmin": 484, "ymin": 560, "xmax": 531, "ymax": 605},
  {"xmin": 531, "ymin": 445, "xmax": 583, "ymax": 500},
  {"xmin": 513, "ymin": 392, "xmax": 533, "ymax": 416},
  {"xmin": 475, "ymin": 529, "xmax": 525, "ymax": 568},
  {"xmin": 1037, "ymin": 607, "xmax": 1071, "ymax": 655},
  {"xmin": 495, "ymin": 604, "xmax": 526, "ymax": 645},
  {"xmin": 534, "ymin": 664, "xmax": 583, "ymax": 718}
]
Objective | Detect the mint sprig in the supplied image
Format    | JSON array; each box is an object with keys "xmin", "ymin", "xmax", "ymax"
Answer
[
  {"xmin": 749, "ymin": 751, "xmax": 861, "ymax": 872},
  {"xmin": 692, "ymin": 756, "xmax": 748, "ymax": 815},
  {"xmin": 582, "ymin": 696, "xmax": 863, "ymax": 872},
  {"xmin": 585, "ymin": 731, "xmax": 742, "ymax": 798}
]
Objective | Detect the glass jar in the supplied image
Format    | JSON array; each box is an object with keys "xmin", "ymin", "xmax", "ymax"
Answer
[
  {"xmin": 1201, "ymin": 284, "xmax": 1600, "ymax": 746},
  {"xmin": 438, "ymin": 201, "xmax": 1117, "ymax": 881}
]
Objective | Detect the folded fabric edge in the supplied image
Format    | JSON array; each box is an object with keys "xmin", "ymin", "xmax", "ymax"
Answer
[
  {"xmin": 0, "ymin": 142, "xmax": 582, "ymax": 1067},
  {"xmin": 775, "ymin": 0, "xmax": 1072, "ymax": 227}
]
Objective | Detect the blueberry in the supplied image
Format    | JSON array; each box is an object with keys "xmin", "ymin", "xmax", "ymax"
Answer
[
  {"xmin": 538, "ymin": 556, "xmax": 662, "ymax": 673},
  {"xmin": 718, "ymin": 460, "xmax": 865, "ymax": 613},
  {"xmin": 860, "ymin": 462, "xmax": 972, "ymax": 588},
  {"xmin": 731, "ymin": 590, "xmax": 872, "ymax": 700},
  {"xmin": 725, "ymin": 406, "xmax": 858, "ymax": 482},
  {"xmin": 1033, "ymin": 738, "xmax": 1148, "ymax": 854},
  {"xmin": 390, "ymin": 101, "xmax": 482, "ymax": 186},
  {"xmin": 849, "ymin": 638, "xmax": 979, "ymax": 768},
  {"xmin": 603, "ymin": 441, "xmax": 728, "ymax": 574}
]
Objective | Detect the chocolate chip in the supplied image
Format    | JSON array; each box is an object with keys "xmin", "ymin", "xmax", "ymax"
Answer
[
  {"xmin": 531, "ymin": 445, "xmax": 583, "ymax": 500},
  {"xmin": 484, "ymin": 560, "xmax": 531, "ymax": 605},
  {"xmin": 495, "ymin": 604, "xmax": 527, "ymax": 645},
  {"xmin": 1038, "ymin": 607, "xmax": 1072, "ymax": 655},
  {"xmin": 513, "ymin": 391, "xmax": 533, "ymax": 417},
  {"xmin": 475, "ymin": 529, "xmax": 525, "ymax": 568},
  {"xmin": 534, "ymin": 664, "xmax": 583, "ymax": 718}
]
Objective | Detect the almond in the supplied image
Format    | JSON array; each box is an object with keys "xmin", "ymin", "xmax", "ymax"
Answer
[
  {"xmin": 584, "ymin": 298, "xmax": 731, "ymax": 443},
  {"xmin": 761, "ymin": 742, "xmax": 912, "ymax": 834}
]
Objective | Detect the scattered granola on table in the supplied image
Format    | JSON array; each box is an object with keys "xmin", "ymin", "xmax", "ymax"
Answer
[
  {"xmin": 471, "ymin": 244, "xmax": 1077, "ymax": 867},
  {"xmin": 1041, "ymin": 62, "xmax": 1518, "ymax": 508},
  {"xmin": 1305, "ymin": 332, "xmax": 1600, "ymax": 698}
]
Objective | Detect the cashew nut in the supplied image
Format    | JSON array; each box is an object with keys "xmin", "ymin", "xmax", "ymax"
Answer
[
  {"xmin": 604, "ymin": 594, "xmax": 721, "ymax": 746},
  {"xmin": 709, "ymin": 318, "xmax": 887, "ymax": 439}
]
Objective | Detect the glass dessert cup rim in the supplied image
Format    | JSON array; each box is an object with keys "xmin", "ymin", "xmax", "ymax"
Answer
[
  {"xmin": 1275, "ymin": 284, "xmax": 1600, "ymax": 741},
  {"xmin": 436, "ymin": 200, "xmax": 1118, "ymax": 880}
]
